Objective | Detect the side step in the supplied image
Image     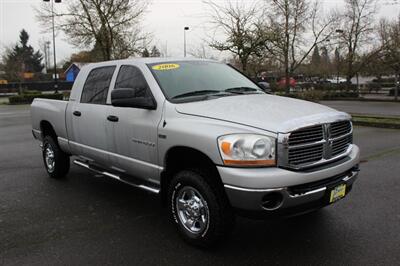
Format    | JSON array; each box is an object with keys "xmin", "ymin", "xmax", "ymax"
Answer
[{"xmin": 73, "ymin": 160, "xmax": 160, "ymax": 194}]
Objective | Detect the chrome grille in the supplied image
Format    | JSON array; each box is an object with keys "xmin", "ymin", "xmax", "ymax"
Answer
[
  {"xmin": 331, "ymin": 121, "xmax": 352, "ymax": 138},
  {"xmin": 332, "ymin": 134, "xmax": 353, "ymax": 156},
  {"xmin": 288, "ymin": 125, "xmax": 324, "ymax": 145},
  {"xmin": 279, "ymin": 120, "xmax": 353, "ymax": 169},
  {"xmin": 288, "ymin": 144, "xmax": 324, "ymax": 165}
]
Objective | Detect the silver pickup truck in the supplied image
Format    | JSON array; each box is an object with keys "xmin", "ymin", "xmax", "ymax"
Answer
[{"xmin": 31, "ymin": 58, "xmax": 360, "ymax": 246}]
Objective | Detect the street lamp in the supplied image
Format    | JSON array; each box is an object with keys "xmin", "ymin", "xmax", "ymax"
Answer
[
  {"xmin": 184, "ymin": 26, "xmax": 189, "ymax": 57},
  {"xmin": 335, "ymin": 29, "xmax": 344, "ymax": 85},
  {"xmin": 43, "ymin": 0, "xmax": 61, "ymax": 93}
]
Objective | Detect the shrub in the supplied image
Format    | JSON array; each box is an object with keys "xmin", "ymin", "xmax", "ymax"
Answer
[
  {"xmin": 9, "ymin": 93, "xmax": 64, "ymax": 104},
  {"xmin": 276, "ymin": 90, "xmax": 359, "ymax": 102}
]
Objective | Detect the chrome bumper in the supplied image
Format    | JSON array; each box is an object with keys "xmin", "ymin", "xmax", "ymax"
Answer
[
  {"xmin": 224, "ymin": 167, "xmax": 359, "ymax": 213},
  {"xmin": 224, "ymin": 167, "xmax": 359, "ymax": 212}
]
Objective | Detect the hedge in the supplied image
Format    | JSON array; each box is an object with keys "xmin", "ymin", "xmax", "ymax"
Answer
[
  {"xmin": 277, "ymin": 90, "xmax": 359, "ymax": 102},
  {"xmin": 9, "ymin": 93, "xmax": 64, "ymax": 104}
]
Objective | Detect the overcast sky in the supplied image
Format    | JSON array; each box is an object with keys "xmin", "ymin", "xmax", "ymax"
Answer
[{"xmin": 0, "ymin": 0, "xmax": 399, "ymax": 63}]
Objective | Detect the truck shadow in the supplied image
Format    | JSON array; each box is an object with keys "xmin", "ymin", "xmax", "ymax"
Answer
[{"xmin": 59, "ymin": 166, "xmax": 354, "ymax": 264}]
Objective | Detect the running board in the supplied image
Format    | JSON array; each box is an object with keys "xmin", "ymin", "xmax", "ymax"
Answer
[{"xmin": 73, "ymin": 160, "xmax": 160, "ymax": 194}]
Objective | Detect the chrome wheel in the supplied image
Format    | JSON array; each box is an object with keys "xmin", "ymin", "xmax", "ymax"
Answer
[
  {"xmin": 176, "ymin": 186, "xmax": 210, "ymax": 235},
  {"xmin": 44, "ymin": 145, "xmax": 55, "ymax": 173}
]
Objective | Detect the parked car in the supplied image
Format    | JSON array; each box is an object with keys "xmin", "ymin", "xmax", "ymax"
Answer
[
  {"xmin": 31, "ymin": 58, "xmax": 360, "ymax": 247},
  {"xmin": 326, "ymin": 77, "xmax": 348, "ymax": 84},
  {"xmin": 277, "ymin": 77, "xmax": 296, "ymax": 88}
]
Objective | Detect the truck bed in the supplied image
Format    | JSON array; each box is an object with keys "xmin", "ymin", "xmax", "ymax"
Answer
[{"xmin": 31, "ymin": 98, "xmax": 69, "ymax": 142}]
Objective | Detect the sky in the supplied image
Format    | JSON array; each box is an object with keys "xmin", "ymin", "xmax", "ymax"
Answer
[{"xmin": 0, "ymin": 0, "xmax": 399, "ymax": 63}]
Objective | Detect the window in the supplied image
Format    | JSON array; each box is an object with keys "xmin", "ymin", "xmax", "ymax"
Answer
[
  {"xmin": 81, "ymin": 66, "xmax": 116, "ymax": 104},
  {"xmin": 115, "ymin": 65, "xmax": 152, "ymax": 98},
  {"xmin": 148, "ymin": 61, "xmax": 262, "ymax": 101}
]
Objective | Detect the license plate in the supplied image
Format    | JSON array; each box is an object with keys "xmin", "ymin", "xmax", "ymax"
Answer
[{"xmin": 329, "ymin": 184, "xmax": 347, "ymax": 203}]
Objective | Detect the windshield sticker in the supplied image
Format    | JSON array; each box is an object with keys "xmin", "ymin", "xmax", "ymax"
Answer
[{"xmin": 152, "ymin": 63, "xmax": 180, "ymax": 71}]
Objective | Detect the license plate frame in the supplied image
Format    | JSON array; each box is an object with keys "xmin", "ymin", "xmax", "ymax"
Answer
[{"xmin": 328, "ymin": 183, "xmax": 347, "ymax": 204}]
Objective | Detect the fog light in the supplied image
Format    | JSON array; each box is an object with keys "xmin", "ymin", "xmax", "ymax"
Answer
[{"xmin": 261, "ymin": 192, "xmax": 283, "ymax": 210}]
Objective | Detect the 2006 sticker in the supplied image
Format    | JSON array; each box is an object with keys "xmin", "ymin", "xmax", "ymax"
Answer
[{"xmin": 152, "ymin": 63, "xmax": 180, "ymax": 71}]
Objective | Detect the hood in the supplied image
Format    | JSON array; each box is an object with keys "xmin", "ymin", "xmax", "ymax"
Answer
[{"xmin": 175, "ymin": 94, "xmax": 350, "ymax": 133}]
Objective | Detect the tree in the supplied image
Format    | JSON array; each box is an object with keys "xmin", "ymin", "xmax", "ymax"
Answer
[
  {"xmin": 150, "ymin": 46, "xmax": 161, "ymax": 57},
  {"xmin": 205, "ymin": 0, "xmax": 266, "ymax": 73},
  {"xmin": 310, "ymin": 45, "xmax": 321, "ymax": 75},
  {"xmin": 263, "ymin": 0, "xmax": 338, "ymax": 92},
  {"xmin": 141, "ymin": 48, "xmax": 150, "ymax": 58},
  {"xmin": 36, "ymin": 0, "xmax": 149, "ymax": 61},
  {"xmin": 336, "ymin": 0, "xmax": 379, "ymax": 83},
  {"xmin": 377, "ymin": 16, "xmax": 400, "ymax": 100},
  {"xmin": 2, "ymin": 29, "xmax": 44, "ymax": 81}
]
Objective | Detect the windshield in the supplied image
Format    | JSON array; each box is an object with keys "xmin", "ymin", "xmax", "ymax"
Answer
[{"xmin": 148, "ymin": 61, "xmax": 263, "ymax": 102}]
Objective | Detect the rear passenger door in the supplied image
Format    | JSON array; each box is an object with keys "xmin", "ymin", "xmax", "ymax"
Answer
[
  {"xmin": 67, "ymin": 65, "xmax": 116, "ymax": 166},
  {"xmin": 106, "ymin": 65, "xmax": 163, "ymax": 182}
]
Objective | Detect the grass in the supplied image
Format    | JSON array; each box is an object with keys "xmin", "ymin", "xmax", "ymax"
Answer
[{"xmin": 352, "ymin": 114, "xmax": 400, "ymax": 129}]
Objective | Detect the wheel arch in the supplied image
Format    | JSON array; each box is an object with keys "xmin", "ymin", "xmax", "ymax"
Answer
[
  {"xmin": 40, "ymin": 120, "xmax": 58, "ymax": 140},
  {"xmin": 160, "ymin": 146, "xmax": 225, "ymax": 202}
]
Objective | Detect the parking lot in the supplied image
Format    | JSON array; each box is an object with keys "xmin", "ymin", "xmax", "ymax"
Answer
[{"xmin": 1, "ymin": 104, "xmax": 400, "ymax": 265}]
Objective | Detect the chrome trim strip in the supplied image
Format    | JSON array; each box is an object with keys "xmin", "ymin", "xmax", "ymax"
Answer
[
  {"xmin": 73, "ymin": 160, "xmax": 160, "ymax": 194},
  {"xmin": 289, "ymin": 187, "xmax": 326, "ymax": 198},
  {"xmin": 69, "ymin": 140, "xmax": 164, "ymax": 171},
  {"xmin": 288, "ymin": 139, "xmax": 326, "ymax": 150},
  {"xmin": 224, "ymin": 184, "xmax": 284, "ymax": 193}
]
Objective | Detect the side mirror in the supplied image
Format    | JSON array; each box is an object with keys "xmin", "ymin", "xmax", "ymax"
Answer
[{"xmin": 111, "ymin": 88, "xmax": 156, "ymax": 110}]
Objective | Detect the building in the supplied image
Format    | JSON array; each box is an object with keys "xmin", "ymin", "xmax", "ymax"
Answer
[{"xmin": 64, "ymin": 62, "xmax": 88, "ymax": 82}]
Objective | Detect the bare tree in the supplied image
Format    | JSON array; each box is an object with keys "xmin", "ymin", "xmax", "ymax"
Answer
[
  {"xmin": 204, "ymin": 0, "xmax": 266, "ymax": 73},
  {"xmin": 377, "ymin": 16, "xmax": 400, "ymax": 100},
  {"xmin": 36, "ymin": 0, "xmax": 149, "ymax": 61},
  {"xmin": 336, "ymin": 0, "xmax": 379, "ymax": 84},
  {"xmin": 263, "ymin": 0, "xmax": 337, "ymax": 92},
  {"xmin": 189, "ymin": 43, "xmax": 217, "ymax": 59}
]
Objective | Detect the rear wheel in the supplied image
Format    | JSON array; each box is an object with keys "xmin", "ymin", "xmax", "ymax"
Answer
[
  {"xmin": 168, "ymin": 169, "xmax": 235, "ymax": 247},
  {"xmin": 42, "ymin": 136, "xmax": 70, "ymax": 179}
]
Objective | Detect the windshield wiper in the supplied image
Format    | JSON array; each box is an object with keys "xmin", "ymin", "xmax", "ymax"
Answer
[
  {"xmin": 172, "ymin": 90, "xmax": 222, "ymax": 99},
  {"xmin": 224, "ymin": 87, "xmax": 261, "ymax": 94}
]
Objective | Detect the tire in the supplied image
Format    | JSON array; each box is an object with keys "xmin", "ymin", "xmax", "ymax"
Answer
[
  {"xmin": 167, "ymin": 169, "xmax": 235, "ymax": 247},
  {"xmin": 42, "ymin": 135, "xmax": 70, "ymax": 179}
]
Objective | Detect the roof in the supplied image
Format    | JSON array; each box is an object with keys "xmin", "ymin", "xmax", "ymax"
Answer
[
  {"xmin": 81, "ymin": 57, "xmax": 217, "ymax": 69},
  {"xmin": 64, "ymin": 62, "xmax": 89, "ymax": 74}
]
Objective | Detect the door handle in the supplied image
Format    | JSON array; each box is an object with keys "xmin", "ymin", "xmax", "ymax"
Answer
[
  {"xmin": 73, "ymin": 111, "xmax": 81, "ymax": 117},
  {"xmin": 107, "ymin": 115, "xmax": 119, "ymax": 122}
]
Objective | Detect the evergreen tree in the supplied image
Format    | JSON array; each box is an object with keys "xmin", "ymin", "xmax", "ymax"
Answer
[
  {"xmin": 150, "ymin": 45, "xmax": 161, "ymax": 57},
  {"xmin": 320, "ymin": 46, "xmax": 330, "ymax": 66},
  {"xmin": 310, "ymin": 45, "xmax": 321, "ymax": 76},
  {"xmin": 142, "ymin": 48, "xmax": 150, "ymax": 57},
  {"xmin": 311, "ymin": 46, "xmax": 321, "ymax": 67},
  {"xmin": 3, "ymin": 29, "xmax": 44, "ymax": 81}
]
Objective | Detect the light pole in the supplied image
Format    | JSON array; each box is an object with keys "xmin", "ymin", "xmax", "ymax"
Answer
[
  {"xmin": 184, "ymin": 26, "xmax": 189, "ymax": 57},
  {"xmin": 336, "ymin": 29, "xmax": 344, "ymax": 85},
  {"xmin": 44, "ymin": 0, "xmax": 61, "ymax": 93}
]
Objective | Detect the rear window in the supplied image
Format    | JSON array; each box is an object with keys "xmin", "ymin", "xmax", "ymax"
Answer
[{"xmin": 81, "ymin": 66, "xmax": 116, "ymax": 104}]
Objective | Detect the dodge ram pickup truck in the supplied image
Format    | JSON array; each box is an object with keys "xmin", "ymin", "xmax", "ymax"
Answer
[{"xmin": 31, "ymin": 58, "xmax": 360, "ymax": 246}]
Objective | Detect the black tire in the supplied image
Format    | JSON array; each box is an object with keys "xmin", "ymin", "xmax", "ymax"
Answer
[
  {"xmin": 42, "ymin": 135, "xmax": 70, "ymax": 179},
  {"xmin": 167, "ymin": 169, "xmax": 235, "ymax": 247}
]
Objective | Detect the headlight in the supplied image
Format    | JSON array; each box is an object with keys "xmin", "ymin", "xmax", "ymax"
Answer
[{"xmin": 218, "ymin": 134, "xmax": 276, "ymax": 167}]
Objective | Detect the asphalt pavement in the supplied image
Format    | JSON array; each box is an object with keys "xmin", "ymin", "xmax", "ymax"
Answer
[
  {"xmin": 1, "ymin": 105, "xmax": 400, "ymax": 265},
  {"xmin": 321, "ymin": 100, "xmax": 400, "ymax": 117}
]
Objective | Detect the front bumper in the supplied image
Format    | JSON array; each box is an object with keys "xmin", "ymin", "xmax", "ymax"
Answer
[{"xmin": 218, "ymin": 145, "xmax": 360, "ymax": 214}]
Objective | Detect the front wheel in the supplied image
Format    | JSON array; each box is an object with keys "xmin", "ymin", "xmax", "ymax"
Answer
[
  {"xmin": 42, "ymin": 136, "xmax": 70, "ymax": 179},
  {"xmin": 168, "ymin": 169, "xmax": 235, "ymax": 247}
]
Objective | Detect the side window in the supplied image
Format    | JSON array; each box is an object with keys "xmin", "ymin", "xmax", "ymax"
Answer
[
  {"xmin": 115, "ymin": 65, "xmax": 152, "ymax": 98},
  {"xmin": 81, "ymin": 66, "xmax": 116, "ymax": 104}
]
